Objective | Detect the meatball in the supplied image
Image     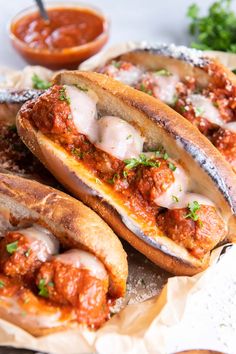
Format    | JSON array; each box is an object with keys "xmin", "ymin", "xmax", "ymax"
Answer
[
  {"xmin": 135, "ymin": 163, "xmax": 174, "ymax": 203},
  {"xmin": 211, "ymin": 128, "xmax": 236, "ymax": 172},
  {"xmin": 30, "ymin": 85, "xmax": 75, "ymax": 135},
  {"xmin": 36, "ymin": 259, "xmax": 109, "ymax": 327},
  {"xmin": 157, "ymin": 205, "xmax": 226, "ymax": 258},
  {"xmin": 0, "ymin": 232, "xmax": 42, "ymax": 282}
]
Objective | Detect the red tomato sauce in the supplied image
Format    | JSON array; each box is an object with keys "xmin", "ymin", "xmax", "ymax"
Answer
[{"xmin": 12, "ymin": 8, "xmax": 105, "ymax": 51}]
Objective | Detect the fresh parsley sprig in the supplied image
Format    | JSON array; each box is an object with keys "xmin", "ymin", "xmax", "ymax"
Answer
[
  {"xmin": 185, "ymin": 200, "xmax": 201, "ymax": 221},
  {"xmin": 124, "ymin": 154, "xmax": 161, "ymax": 170},
  {"xmin": 187, "ymin": 0, "xmax": 236, "ymax": 52}
]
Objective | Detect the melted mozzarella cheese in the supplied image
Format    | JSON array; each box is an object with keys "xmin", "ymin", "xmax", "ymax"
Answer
[
  {"xmin": 55, "ymin": 249, "xmax": 108, "ymax": 280},
  {"xmin": 153, "ymin": 161, "xmax": 189, "ymax": 209},
  {"xmin": 224, "ymin": 121, "xmax": 236, "ymax": 133},
  {"xmin": 189, "ymin": 94, "xmax": 223, "ymax": 126},
  {"xmin": 65, "ymin": 85, "xmax": 98, "ymax": 142},
  {"xmin": 152, "ymin": 74, "xmax": 179, "ymax": 104},
  {"xmin": 106, "ymin": 64, "xmax": 143, "ymax": 86},
  {"xmin": 19, "ymin": 225, "xmax": 59, "ymax": 262},
  {"xmin": 96, "ymin": 116, "xmax": 144, "ymax": 160},
  {"xmin": 176, "ymin": 192, "xmax": 214, "ymax": 209}
]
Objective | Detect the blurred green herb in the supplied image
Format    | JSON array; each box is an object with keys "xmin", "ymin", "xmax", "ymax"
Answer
[
  {"xmin": 32, "ymin": 74, "xmax": 52, "ymax": 90},
  {"xmin": 187, "ymin": 0, "xmax": 236, "ymax": 52}
]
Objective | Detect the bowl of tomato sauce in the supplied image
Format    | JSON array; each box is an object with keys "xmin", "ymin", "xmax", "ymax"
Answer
[{"xmin": 9, "ymin": 1, "xmax": 109, "ymax": 69}]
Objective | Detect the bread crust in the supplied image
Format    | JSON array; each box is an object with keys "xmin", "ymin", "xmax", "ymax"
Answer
[{"xmin": 17, "ymin": 71, "xmax": 236, "ymax": 275}]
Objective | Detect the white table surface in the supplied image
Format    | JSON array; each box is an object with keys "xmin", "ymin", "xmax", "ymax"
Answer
[{"xmin": 0, "ymin": 0, "xmax": 236, "ymax": 69}]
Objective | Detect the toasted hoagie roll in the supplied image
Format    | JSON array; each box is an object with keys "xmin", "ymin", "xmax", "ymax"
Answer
[
  {"xmin": 81, "ymin": 42, "xmax": 236, "ymax": 173},
  {"xmin": 17, "ymin": 71, "xmax": 236, "ymax": 275},
  {"xmin": 0, "ymin": 172, "xmax": 127, "ymax": 335}
]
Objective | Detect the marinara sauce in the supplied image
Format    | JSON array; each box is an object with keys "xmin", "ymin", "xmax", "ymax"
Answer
[{"xmin": 10, "ymin": 6, "xmax": 108, "ymax": 69}]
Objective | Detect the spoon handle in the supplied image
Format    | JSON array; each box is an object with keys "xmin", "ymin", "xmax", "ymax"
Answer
[{"xmin": 35, "ymin": 0, "xmax": 50, "ymax": 22}]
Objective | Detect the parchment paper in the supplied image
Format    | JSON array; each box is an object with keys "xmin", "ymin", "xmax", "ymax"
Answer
[{"xmin": 0, "ymin": 45, "xmax": 236, "ymax": 353}]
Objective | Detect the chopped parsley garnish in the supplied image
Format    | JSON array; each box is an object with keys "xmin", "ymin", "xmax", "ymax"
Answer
[
  {"xmin": 107, "ymin": 173, "xmax": 120, "ymax": 184},
  {"xmin": 232, "ymin": 69, "xmax": 236, "ymax": 75},
  {"xmin": 59, "ymin": 87, "xmax": 71, "ymax": 104},
  {"xmin": 155, "ymin": 69, "xmax": 172, "ymax": 76},
  {"xmin": 123, "ymin": 170, "xmax": 128, "ymax": 178},
  {"xmin": 112, "ymin": 60, "xmax": 121, "ymax": 69},
  {"xmin": 38, "ymin": 279, "xmax": 49, "ymax": 298},
  {"xmin": 163, "ymin": 152, "xmax": 169, "ymax": 160},
  {"xmin": 172, "ymin": 195, "xmax": 179, "ymax": 203},
  {"xmin": 171, "ymin": 95, "xmax": 179, "ymax": 106},
  {"xmin": 24, "ymin": 248, "xmax": 31, "ymax": 257},
  {"xmin": 32, "ymin": 74, "xmax": 52, "ymax": 90},
  {"xmin": 124, "ymin": 154, "xmax": 161, "ymax": 170},
  {"xmin": 180, "ymin": 106, "xmax": 186, "ymax": 113},
  {"xmin": 185, "ymin": 200, "xmax": 201, "ymax": 221},
  {"xmin": 71, "ymin": 148, "xmax": 83, "ymax": 159},
  {"xmin": 75, "ymin": 84, "xmax": 88, "ymax": 92},
  {"xmin": 187, "ymin": 0, "xmax": 236, "ymax": 52},
  {"xmin": 194, "ymin": 106, "xmax": 205, "ymax": 117},
  {"xmin": 0, "ymin": 280, "xmax": 5, "ymax": 288},
  {"xmin": 95, "ymin": 178, "xmax": 102, "ymax": 184},
  {"xmin": 168, "ymin": 162, "xmax": 177, "ymax": 171},
  {"xmin": 139, "ymin": 83, "xmax": 152, "ymax": 95},
  {"xmin": 126, "ymin": 134, "xmax": 132, "ymax": 140},
  {"xmin": 6, "ymin": 241, "xmax": 18, "ymax": 254}
]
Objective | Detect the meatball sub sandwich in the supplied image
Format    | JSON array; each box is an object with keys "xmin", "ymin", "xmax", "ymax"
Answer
[
  {"xmin": 17, "ymin": 71, "xmax": 236, "ymax": 275},
  {"xmin": 0, "ymin": 172, "xmax": 128, "ymax": 335},
  {"xmin": 88, "ymin": 43, "xmax": 236, "ymax": 173}
]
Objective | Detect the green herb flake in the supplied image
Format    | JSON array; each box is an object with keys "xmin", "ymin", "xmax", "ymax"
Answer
[
  {"xmin": 172, "ymin": 195, "xmax": 179, "ymax": 203},
  {"xmin": 59, "ymin": 87, "xmax": 71, "ymax": 105},
  {"xmin": 38, "ymin": 279, "xmax": 49, "ymax": 298},
  {"xmin": 139, "ymin": 83, "xmax": 152, "ymax": 95},
  {"xmin": 107, "ymin": 173, "xmax": 120, "ymax": 185},
  {"xmin": 24, "ymin": 248, "xmax": 31, "ymax": 257},
  {"xmin": 0, "ymin": 280, "xmax": 5, "ymax": 289},
  {"xmin": 6, "ymin": 241, "xmax": 18, "ymax": 254},
  {"xmin": 126, "ymin": 134, "xmax": 132, "ymax": 140},
  {"xmin": 124, "ymin": 154, "xmax": 161, "ymax": 170},
  {"xmin": 163, "ymin": 152, "xmax": 169, "ymax": 160},
  {"xmin": 185, "ymin": 200, "xmax": 201, "ymax": 221},
  {"xmin": 155, "ymin": 69, "xmax": 172, "ymax": 76},
  {"xmin": 32, "ymin": 74, "xmax": 52, "ymax": 90},
  {"xmin": 194, "ymin": 106, "xmax": 205, "ymax": 117},
  {"xmin": 168, "ymin": 162, "xmax": 177, "ymax": 171},
  {"xmin": 112, "ymin": 60, "xmax": 121, "ymax": 69},
  {"xmin": 123, "ymin": 170, "xmax": 128, "ymax": 178},
  {"xmin": 48, "ymin": 281, "xmax": 54, "ymax": 287},
  {"xmin": 71, "ymin": 148, "xmax": 83, "ymax": 159}
]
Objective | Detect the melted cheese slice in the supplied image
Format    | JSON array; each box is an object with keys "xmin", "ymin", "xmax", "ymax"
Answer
[
  {"xmin": 189, "ymin": 94, "xmax": 223, "ymax": 126},
  {"xmin": 96, "ymin": 116, "xmax": 144, "ymax": 160},
  {"xmin": 65, "ymin": 85, "xmax": 98, "ymax": 142},
  {"xmin": 224, "ymin": 121, "xmax": 236, "ymax": 133},
  {"xmin": 18, "ymin": 225, "xmax": 59, "ymax": 262},
  {"xmin": 153, "ymin": 161, "xmax": 189, "ymax": 209},
  {"xmin": 153, "ymin": 73, "xmax": 179, "ymax": 104},
  {"xmin": 105, "ymin": 64, "xmax": 143, "ymax": 86},
  {"xmin": 55, "ymin": 249, "xmax": 108, "ymax": 280}
]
